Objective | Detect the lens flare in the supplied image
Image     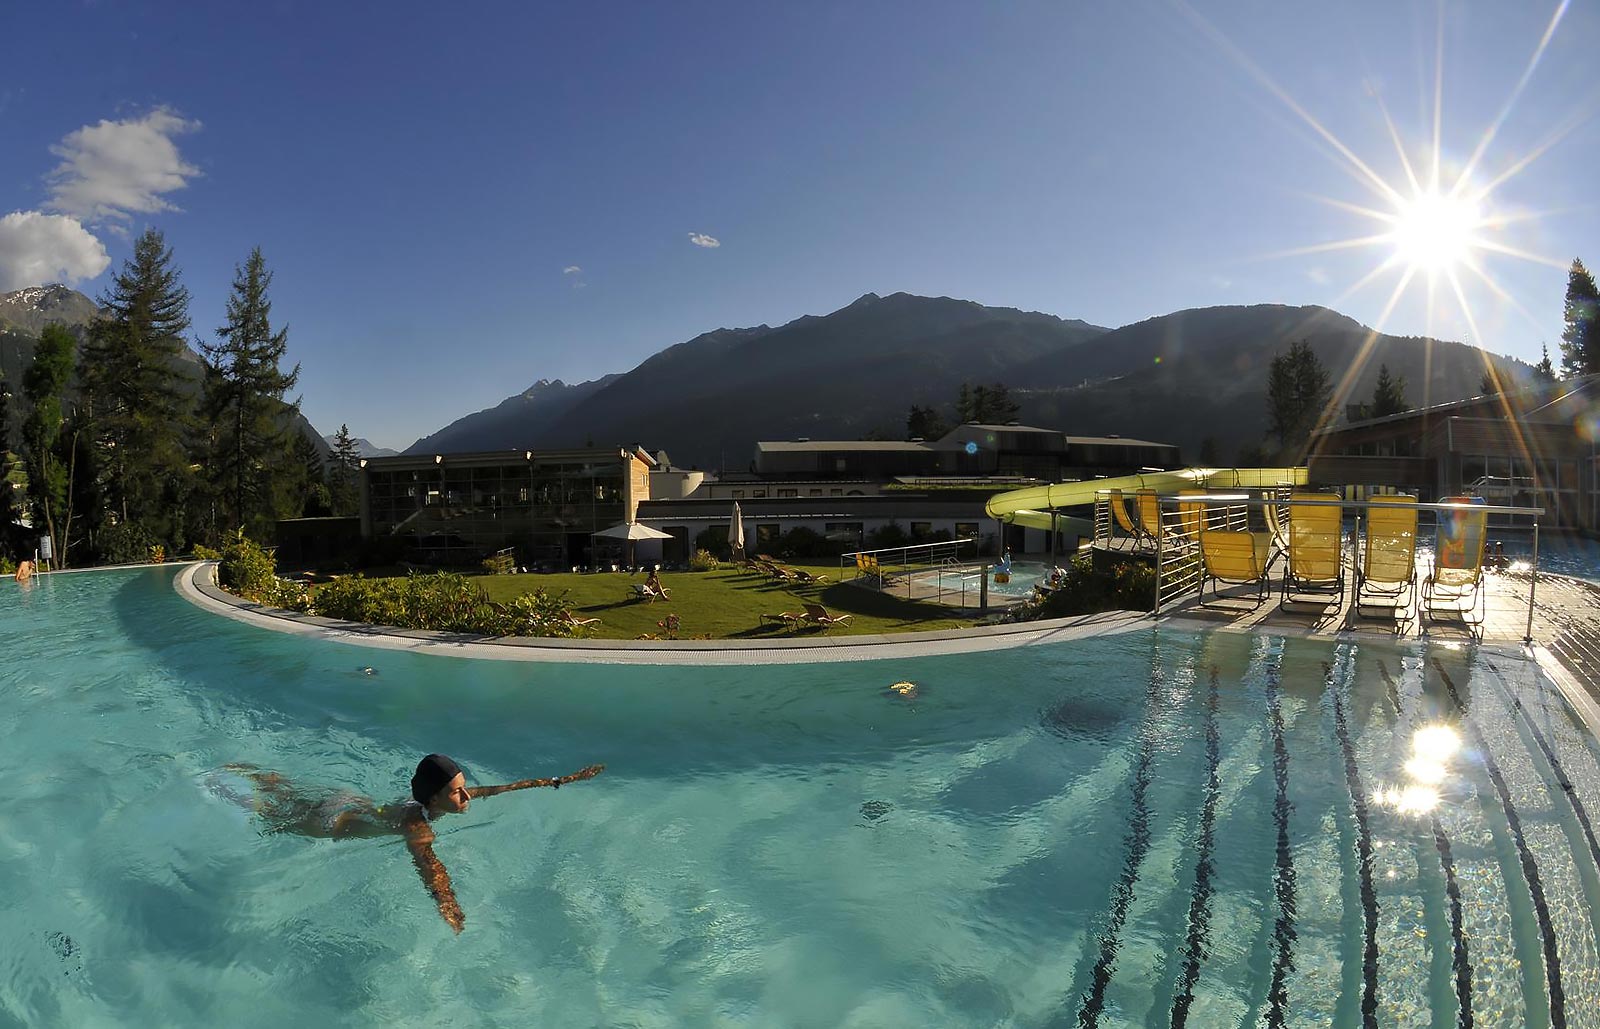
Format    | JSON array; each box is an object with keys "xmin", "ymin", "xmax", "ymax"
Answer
[
  {"xmin": 1413, "ymin": 725, "xmax": 1462, "ymax": 763},
  {"xmin": 1404, "ymin": 757, "xmax": 1448, "ymax": 784}
]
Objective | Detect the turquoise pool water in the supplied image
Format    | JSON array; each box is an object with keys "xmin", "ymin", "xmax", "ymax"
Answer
[{"xmin": 5, "ymin": 567, "xmax": 1600, "ymax": 1026}]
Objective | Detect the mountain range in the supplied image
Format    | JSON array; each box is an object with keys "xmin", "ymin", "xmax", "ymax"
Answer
[{"xmin": 406, "ymin": 292, "xmax": 1529, "ymax": 467}]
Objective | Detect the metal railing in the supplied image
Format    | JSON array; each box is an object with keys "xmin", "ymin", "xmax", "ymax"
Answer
[
  {"xmin": 841, "ymin": 538, "xmax": 985, "ymax": 605},
  {"xmin": 1096, "ymin": 491, "xmax": 1545, "ymax": 638}
]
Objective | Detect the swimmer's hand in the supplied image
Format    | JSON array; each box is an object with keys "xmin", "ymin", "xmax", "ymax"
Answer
[{"xmin": 467, "ymin": 764, "xmax": 606, "ymax": 799}]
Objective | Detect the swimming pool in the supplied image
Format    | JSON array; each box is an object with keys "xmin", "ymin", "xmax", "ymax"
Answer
[
  {"xmin": 5, "ymin": 567, "xmax": 1600, "ymax": 1025},
  {"xmin": 906, "ymin": 560, "xmax": 1050, "ymax": 599}
]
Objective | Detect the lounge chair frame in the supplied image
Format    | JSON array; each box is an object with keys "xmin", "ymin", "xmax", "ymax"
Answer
[
  {"xmin": 1280, "ymin": 491, "xmax": 1346, "ymax": 607},
  {"xmin": 1198, "ymin": 529, "xmax": 1272, "ymax": 608},
  {"xmin": 1421, "ymin": 497, "xmax": 1488, "ymax": 626},
  {"xmin": 1354, "ymin": 495, "xmax": 1419, "ymax": 619}
]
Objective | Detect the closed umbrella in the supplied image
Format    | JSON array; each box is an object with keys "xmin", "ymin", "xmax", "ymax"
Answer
[{"xmin": 729, "ymin": 502, "xmax": 746, "ymax": 560}]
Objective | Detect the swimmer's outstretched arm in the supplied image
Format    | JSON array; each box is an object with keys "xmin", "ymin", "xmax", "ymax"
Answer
[
  {"xmin": 405, "ymin": 821, "xmax": 464, "ymax": 933},
  {"xmin": 466, "ymin": 763, "xmax": 605, "ymax": 800}
]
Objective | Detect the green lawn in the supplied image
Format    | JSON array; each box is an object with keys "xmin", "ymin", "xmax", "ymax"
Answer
[{"xmin": 461, "ymin": 563, "xmax": 975, "ymax": 639}]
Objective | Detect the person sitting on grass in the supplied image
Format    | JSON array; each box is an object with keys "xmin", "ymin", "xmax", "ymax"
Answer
[{"xmin": 224, "ymin": 754, "xmax": 603, "ymax": 933}]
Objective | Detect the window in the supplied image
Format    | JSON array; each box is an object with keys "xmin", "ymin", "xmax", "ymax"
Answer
[
  {"xmin": 757, "ymin": 523, "xmax": 782, "ymax": 543},
  {"xmin": 825, "ymin": 522, "xmax": 863, "ymax": 538},
  {"xmin": 830, "ymin": 489, "xmax": 843, "ymax": 497},
  {"xmin": 809, "ymin": 488, "xmax": 822, "ymax": 497},
  {"xmin": 732, "ymin": 489, "xmax": 744, "ymax": 499},
  {"xmin": 835, "ymin": 458, "xmax": 847, "ymax": 472},
  {"xmin": 753, "ymin": 489, "xmax": 767, "ymax": 498},
  {"xmin": 778, "ymin": 488, "xmax": 798, "ymax": 498},
  {"xmin": 911, "ymin": 521, "xmax": 932, "ymax": 538},
  {"xmin": 955, "ymin": 522, "xmax": 979, "ymax": 539}
]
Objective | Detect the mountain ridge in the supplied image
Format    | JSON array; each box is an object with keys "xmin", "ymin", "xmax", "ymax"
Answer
[{"xmin": 408, "ymin": 293, "xmax": 1525, "ymax": 466}]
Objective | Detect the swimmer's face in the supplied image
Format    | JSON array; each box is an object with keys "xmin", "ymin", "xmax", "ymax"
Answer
[{"xmin": 433, "ymin": 773, "xmax": 470, "ymax": 813}]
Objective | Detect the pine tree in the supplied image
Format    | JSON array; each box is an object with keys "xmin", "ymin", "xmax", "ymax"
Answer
[
  {"xmin": 1535, "ymin": 343, "xmax": 1556, "ymax": 382},
  {"xmin": 905, "ymin": 405, "xmax": 947, "ymax": 440},
  {"xmin": 983, "ymin": 382, "xmax": 1020, "ymax": 423},
  {"xmin": 200, "ymin": 247, "xmax": 300, "ymax": 537},
  {"xmin": 1370, "ymin": 364, "xmax": 1408, "ymax": 416},
  {"xmin": 22, "ymin": 324, "xmax": 78, "ymax": 566},
  {"xmin": 1266, "ymin": 340, "xmax": 1331, "ymax": 451},
  {"xmin": 81, "ymin": 229, "xmax": 194, "ymax": 546},
  {"xmin": 289, "ymin": 430, "xmax": 331, "ymax": 517},
  {"xmin": 955, "ymin": 384, "xmax": 974, "ymax": 423},
  {"xmin": 329, "ymin": 423, "xmax": 361, "ymax": 515},
  {"xmin": 0, "ymin": 373, "xmax": 17, "ymax": 558},
  {"xmin": 1559, "ymin": 258, "xmax": 1599, "ymax": 376}
]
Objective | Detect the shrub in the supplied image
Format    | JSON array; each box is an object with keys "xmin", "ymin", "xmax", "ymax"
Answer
[
  {"xmin": 148, "ymin": 544, "xmax": 166, "ymax": 564},
  {"xmin": 1031, "ymin": 556, "xmax": 1156, "ymax": 618},
  {"xmin": 310, "ymin": 573, "xmax": 578, "ymax": 638},
  {"xmin": 482, "ymin": 551, "xmax": 515, "ymax": 575},
  {"xmin": 688, "ymin": 548, "xmax": 719, "ymax": 571},
  {"xmin": 99, "ymin": 521, "xmax": 158, "ymax": 565},
  {"xmin": 218, "ymin": 531, "xmax": 279, "ymax": 598},
  {"xmin": 193, "ymin": 543, "xmax": 222, "ymax": 561}
]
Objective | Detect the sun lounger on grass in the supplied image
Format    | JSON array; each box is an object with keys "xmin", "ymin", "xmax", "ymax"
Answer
[
  {"xmin": 801, "ymin": 603, "xmax": 853, "ymax": 631},
  {"xmin": 630, "ymin": 582, "xmax": 670, "ymax": 603},
  {"xmin": 561, "ymin": 611, "xmax": 601, "ymax": 628}
]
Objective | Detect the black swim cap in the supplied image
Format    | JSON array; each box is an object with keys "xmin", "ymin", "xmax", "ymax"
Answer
[{"xmin": 411, "ymin": 753, "xmax": 464, "ymax": 805}]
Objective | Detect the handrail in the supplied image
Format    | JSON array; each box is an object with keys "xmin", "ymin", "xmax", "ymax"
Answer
[{"xmin": 1094, "ymin": 491, "xmax": 1544, "ymax": 517}]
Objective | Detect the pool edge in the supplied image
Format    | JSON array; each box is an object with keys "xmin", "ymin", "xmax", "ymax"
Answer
[{"xmin": 174, "ymin": 562, "xmax": 1151, "ymax": 664}]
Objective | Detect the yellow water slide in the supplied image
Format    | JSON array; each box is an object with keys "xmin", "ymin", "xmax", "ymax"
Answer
[{"xmin": 984, "ymin": 467, "xmax": 1309, "ymax": 530}]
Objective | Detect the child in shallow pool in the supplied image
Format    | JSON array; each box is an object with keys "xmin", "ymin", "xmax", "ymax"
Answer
[{"xmin": 225, "ymin": 754, "xmax": 603, "ymax": 933}]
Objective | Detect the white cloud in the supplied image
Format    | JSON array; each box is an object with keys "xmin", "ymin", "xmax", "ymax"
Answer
[
  {"xmin": 687, "ymin": 232, "xmax": 720, "ymax": 248},
  {"xmin": 46, "ymin": 108, "xmax": 201, "ymax": 223},
  {"xmin": 563, "ymin": 265, "xmax": 581, "ymax": 274},
  {"xmin": 0, "ymin": 210, "xmax": 111, "ymax": 291}
]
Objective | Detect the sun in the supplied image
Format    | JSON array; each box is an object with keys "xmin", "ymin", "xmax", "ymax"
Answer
[{"xmin": 1388, "ymin": 189, "xmax": 1484, "ymax": 274}]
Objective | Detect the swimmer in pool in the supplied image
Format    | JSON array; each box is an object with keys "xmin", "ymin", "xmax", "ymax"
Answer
[{"xmin": 225, "ymin": 754, "xmax": 604, "ymax": 933}]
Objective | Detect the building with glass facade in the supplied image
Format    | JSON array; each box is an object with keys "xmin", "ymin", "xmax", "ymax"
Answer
[
  {"xmin": 360, "ymin": 447, "xmax": 655, "ymax": 566},
  {"xmin": 1307, "ymin": 376, "xmax": 1599, "ymax": 528}
]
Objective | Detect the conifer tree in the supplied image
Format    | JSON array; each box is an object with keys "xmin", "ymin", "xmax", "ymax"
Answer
[
  {"xmin": 22, "ymin": 324, "xmax": 78, "ymax": 566},
  {"xmin": 1370, "ymin": 363, "xmax": 1408, "ymax": 416},
  {"xmin": 1559, "ymin": 258, "xmax": 1599, "ymax": 377},
  {"xmin": 1266, "ymin": 340, "xmax": 1331, "ymax": 451},
  {"xmin": 200, "ymin": 247, "xmax": 300, "ymax": 537},
  {"xmin": 289, "ymin": 430, "xmax": 331, "ymax": 517},
  {"xmin": 81, "ymin": 229, "xmax": 193, "ymax": 545},
  {"xmin": 0, "ymin": 373, "xmax": 16, "ymax": 557},
  {"xmin": 329, "ymin": 424, "xmax": 362, "ymax": 515},
  {"xmin": 1535, "ymin": 344, "xmax": 1556, "ymax": 382}
]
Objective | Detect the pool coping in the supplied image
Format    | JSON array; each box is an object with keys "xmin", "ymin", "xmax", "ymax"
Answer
[{"xmin": 173, "ymin": 562, "xmax": 1150, "ymax": 664}]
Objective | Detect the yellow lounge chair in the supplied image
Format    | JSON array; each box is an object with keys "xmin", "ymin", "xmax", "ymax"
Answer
[
  {"xmin": 1176, "ymin": 488, "xmax": 1208, "ymax": 543},
  {"xmin": 1422, "ymin": 496, "xmax": 1487, "ymax": 624},
  {"xmin": 1107, "ymin": 489, "xmax": 1148, "ymax": 548},
  {"xmin": 1198, "ymin": 529, "xmax": 1273, "ymax": 607},
  {"xmin": 1355, "ymin": 495, "xmax": 1418, "ymax": 616},
  {"xmin": 1282, "ymin": 491, "xmax": 1345, "ymax": 605},
  {"xmin": 1134, "ymin": 488, "xmax": 1164, "ymax": 543}
]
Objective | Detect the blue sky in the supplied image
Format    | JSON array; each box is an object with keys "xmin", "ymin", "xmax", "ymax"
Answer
[{"xmin": 2, "ymin": 1, "xmax": 1595, "ymax": 449}]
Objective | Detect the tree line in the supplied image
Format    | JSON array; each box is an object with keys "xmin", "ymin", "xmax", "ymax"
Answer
[
  {"xmin": 1247, "ymin": 257, "xmax": 1591, "ymax": 465},
  {"xmin": 0, "ymin": 229, "xmax": 364, "ymax": 568}
]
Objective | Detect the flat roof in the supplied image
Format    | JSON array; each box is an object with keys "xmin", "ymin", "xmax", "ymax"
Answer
[{"xmin": 756, "ymin": 440, "xmax": 931, "ymax": 452}]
